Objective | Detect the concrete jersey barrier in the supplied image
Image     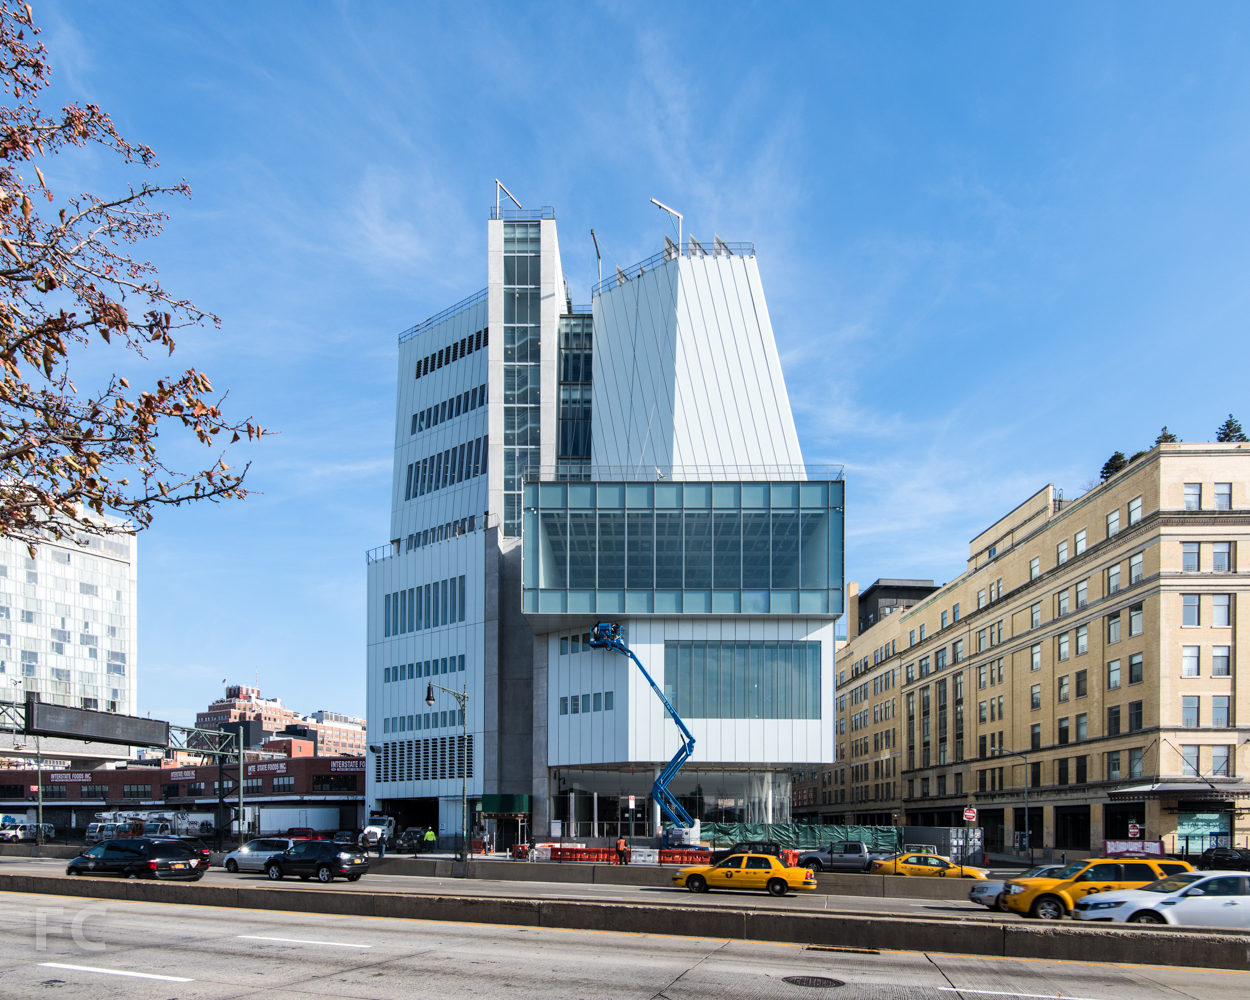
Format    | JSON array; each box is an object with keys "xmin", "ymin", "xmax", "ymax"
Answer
[{"xmin": 0, "ymin": 872, "xmax": 1247, "ymax": 971}]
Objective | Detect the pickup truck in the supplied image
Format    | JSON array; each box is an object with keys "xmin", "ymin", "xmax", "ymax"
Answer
[{"xmin": 796, "ymin": 841, "xmax": 892, "ymax": 873}]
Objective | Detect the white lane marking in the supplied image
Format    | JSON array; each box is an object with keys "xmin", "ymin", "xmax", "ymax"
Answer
[
  {"xmin": 938, "ymin": 990, "xmax": 1107, "ymax": 1000},
  {"xmin": 238, "ymin": 935, "xmax": 372, "ymax": 948},
  {"xmin": 39, "ymin": 963, "xmax": 194, "ymax": 982}
]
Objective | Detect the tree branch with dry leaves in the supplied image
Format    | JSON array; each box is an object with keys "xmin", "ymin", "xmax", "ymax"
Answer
[{"xmin": 0, "ymin": 2, "xmax": 266, "ymax": 551}]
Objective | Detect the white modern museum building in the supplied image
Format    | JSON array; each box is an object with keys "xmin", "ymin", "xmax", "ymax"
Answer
[{"xmin": 365, "ymin": 199, "xmax": 844, "ymax": 846}]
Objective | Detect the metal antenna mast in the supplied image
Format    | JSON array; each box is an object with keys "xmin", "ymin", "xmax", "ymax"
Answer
[
  {"xmin": 496, "ymin": 179, "xmax": 523, "ymax": 215},
  {"xmin": 590, "ymin": 228, "xmax": 602, "ymax": 289},
  {"xmin": 650, "ymin": 198, "xmax": 682, "ymax": 255}
]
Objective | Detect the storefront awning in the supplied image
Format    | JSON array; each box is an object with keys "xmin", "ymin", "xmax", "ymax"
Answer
[{"xmin": 1107, "ymin": 781, "xmax": 1250, "ymax": 801}]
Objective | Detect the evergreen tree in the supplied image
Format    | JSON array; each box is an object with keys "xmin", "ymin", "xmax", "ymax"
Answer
[
  {"xmin": 1216, "ymin": 414, "xmax": 1248, "ymax": 443},
  {"xmin": 1154, "ymin": 426, "xmax": 1179, "ymax": 444},
  {"xmin": 1100, "ymin": 452, "xmax": 1129, "ymax": 481}
]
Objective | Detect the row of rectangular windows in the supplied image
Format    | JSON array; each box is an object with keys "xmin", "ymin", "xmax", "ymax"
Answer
[
  {"xmin": 383, "ymin": 655, "xmax": 465, "ymax": 683},
  {"xmin": 383, "ymin": 576, "xmax": 467, "ymax": 636},
  {"xmin": 414, "ymin": 329, "xmax": 486, "ymax": 380},
  {"xmin": 558, "ymin": 691, "xmax": 615, "ymax": 715},
  {"xmin": 375, "ymin": 735, "xmax": 474, "ymax": 783},
  {"xmin": 404, "ymin": 436, "xmax": 488, "ymax": 500},
  {"xmin": 410, "ymin": 384, "xmax": 488, "ymax": 435},
  {"xmin": 404, "ymin": 516, "xmax": 477, "ymax": 553},
  {"xmin": 383, "ymin": 707, "xmax": 465, "ymax": 734}
]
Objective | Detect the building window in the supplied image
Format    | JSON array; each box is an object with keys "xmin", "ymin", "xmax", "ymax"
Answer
[
  {"xmin": 1129, "ymin": 552, "xmax": 1144, "ymax": 584},
  {"xmin": 1030, "ymin": 557, "xmax": 1040, "ymax": 580},
  {"xmin": 1030, "ymin": 761, "xmax": 1042, "ymax": 787},
  {"xmin": 1058, "ymin": 758, "xmax": 1070, "ymax": 785},
  {"xmin": 1058, "ymin": 675, "xmax": 1070, "ymax": 703},
  {"xmin": 953, "ymin": 603, "xmax": 961, "ymax": 622},
  {"xmin": 907, "ymin": 780, "xmax": 914, "ymax": 799},
  {"xmin": 1108, "ymin": 750, "xmax": 1121, "ymax": 780},
  {"xmin": 1213, "ymin": 696, "xmax": 1231, "ymax": 728},
  {"xmin": 1075, "ymin": 529, "xmax": 1087, "ymax": 555},
  {"xmin": 1031, "ymin": 644, "xmax": 1041, "ymax": 671},
  {"xmin": 1058, "ymin": 632, "xmax": 1070, "ymax": 661},
  {"xmin": 1030, "ymin": 684, "xmax": 1041, "ymax": 710},
  {"xmin": 1107, "ymin": 658, "xmax": 1121, "ymax": 689},
  {"xmin": 1213, "ymin": 646, "xmax": 1231, "ymax": 677},
  {"xmin": 1075, "ymin": 713, "xmax": 1087, "ymax": 741},
  {"xmin": 919, "ymin": 624, "xmax": 926, "ymax": 641},
  {"xmin": 1129, "ymin": 652, "xmax": 1143, "ymax": 684},
  {"xmin": 937, "ymin": 775, "xmax": 947, "ymax": 796},
  {"xmin": 1181, "ymin": 744, "xmax": 1200, "ymax": 776},
  {"xmin": 1129, "ymin": 700, "xmax": 1143, "ymax": 731},
  {"xmin": 1213, "ymin": 746, "xmax": 1231, "ymax": 776},
  {"xmin": 941, "ymin": 611, "xmax": 948, "ymax": 629},
  {"xmin": 1076, "ymin": 625, "xmax": 1088, "ymax": 656},
  {"xmin": 1215, "ymin": 483, "xmax": 1232, "ymax": 510},
  {"xmin": 1030, "ymin": 603, "xmax": 1041, "ymax": 628},
  {"xmin": 1129, "ymin": 747, "xmax": 1144, "ymax": 778},
  {"xmin": 663, "ymin": 640, "xmax": 822, "ymax": 719},
  {"xmin": 1028, "ymin": 723, "xmax": 1040, "ymax": 751},
  {"xmin": 921, "ymin": 778, "xmax": 930, "ymax": 797},
  {"xmin": 977, "ymin": 589, "xmax": 986, "ymax": 609},
  {"xmin": 1107, "ymin": 564, "xmax": 1121, "ymax": 595},
  {"xmin": 976, "ymin": 629, "xmax": 986, "ymax": 652},
  {"xmin": 559, "ymin": 697, "xmax": 568, "ymax": 715},
  {"xmin": 271, "ymin": 776, "xmax": 294, "ymax": 792},
  {"xmin": 953, "ymin": 639, "xmax": 963, "ymax": 663},
  {"xmin": 1182, "ymin": 696, "xmax": 1199, "ymax": 728},
  {"xmin": 1107, "ymin": 705, "xmax": 1121, "ymax": 736},
  {"xmin": 1183, "ymin": 594, "xmax": 1200, "ymax": 627},
  {"xmin": 1213, "ymin": 542, "xmax": 1231, "ymax": 573},
  {"xmin": 910, "ymin": 629, "xmax": 916, "ymax": 646},
  {"xmin": 1075, "ymin": 669, "xmax": 1087, "ymax": 698},
  {"xmin": 312, "ymin": 775, "xmax": 358, "ymax": 792},
  {"xmin": 1058, "ymin": 589, "xmax": 1070, "ymax": 616},
  {"xmin": 1106, "ymin": 510, "xmax": 1120, "ymax": 538},
  {"xmin": 1058, "ymin": 717, "xmax": 1069, "ymax": 745},
  {"xmin": 122, "ymin": 785, "xmax": 151, "ymax": 800},
  {"xmin": 1128, "ymin": 603, "xmax": 1143, "ymax": 636},
  {"xmin": 1184, "ymin": 483, "xmax": 1202, "ymax": 510},
  {"xmin": 1107, "ymin": 611, "xmax": 1121, "ymax": 644},
  {"xmin": 1213, "ymin": 594, "xmax": 1231, "ymax": 627},
  {"xmin": 81, "ymin": 784, "xmax": 108, "ymax": 800},
  {"xmin": 1128, "ymin": 496, "xmax": 1142, "ymax": 525},
  {"xmin": 1183, "ymin": 542, "xmax": 1199, "ymax": 572},
  {"xmin": 1076, "ymin": 580, "xmax": 1087, "ymax": 609},
  {"xmin": 1057, "ymin": 540, "xmax": 1069, "ymax": 565}
]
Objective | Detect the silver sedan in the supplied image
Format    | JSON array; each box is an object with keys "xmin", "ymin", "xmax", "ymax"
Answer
[
  {"xmin": 223, "ymin": 838, "xmax": 301, "ymax": 873},
  {"xmin": 968, "ymin": 864, "xmax": 1065, "ymax": 912}
]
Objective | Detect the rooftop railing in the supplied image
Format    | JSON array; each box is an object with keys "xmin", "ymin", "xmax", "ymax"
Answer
[
  {"xmin": 489, "ymin": 206, "xmax": 555, "ymax": 221},
  {"xmin": 398, "ymin": 287, "xmax": 488, "ymax": 344},
  {"xmin": 523, "ymin": 463, "xmax": 843, "ymax": 483},
  {"xmin": 592, "ymin": 241, "xmax": 755, "ymax": 298}
]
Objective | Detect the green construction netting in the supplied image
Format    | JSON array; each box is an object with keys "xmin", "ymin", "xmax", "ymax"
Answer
[{"xmin": 694, "ymin": 823, "xmax": 906, "ymax": 850}]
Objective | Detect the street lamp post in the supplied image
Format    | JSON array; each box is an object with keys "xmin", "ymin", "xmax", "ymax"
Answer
[
  {"xmin": 993, "ymin": 747, "xmax": 1031, "ymax": 864},
  {"xmin": 427, "ymin": 682, "xmax": 470, "ymax": 864}
]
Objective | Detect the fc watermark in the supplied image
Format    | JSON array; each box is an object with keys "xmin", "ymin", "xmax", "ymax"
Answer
[{"xmin": 34, "ymin": 907, "xmax": 107, "ymax": 952}]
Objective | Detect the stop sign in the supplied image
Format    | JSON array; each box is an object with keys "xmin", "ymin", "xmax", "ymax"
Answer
[
  {"xmin": 963, "ymin": 807, "xmax": 977, "ymax": 822},
  {"xmin": 1128, "ymin": 821, "xmax": 1141, "ymax": 839}
]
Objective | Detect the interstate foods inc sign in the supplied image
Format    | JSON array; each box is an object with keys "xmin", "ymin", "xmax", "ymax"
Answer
[{"xmin": 331, "ymin": 760, "xmax": 365, "ymax": 772}]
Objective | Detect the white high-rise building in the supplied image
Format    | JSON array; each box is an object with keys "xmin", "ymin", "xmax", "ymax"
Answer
[{"xmin": 366, "ymin": 202, "xmax": 843, "ymax": 847}]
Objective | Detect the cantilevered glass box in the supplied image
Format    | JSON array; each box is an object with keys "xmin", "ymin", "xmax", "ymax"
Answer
[{"xmin": 522, "ymin": 479, "xmax": 844, "ymax": 619}]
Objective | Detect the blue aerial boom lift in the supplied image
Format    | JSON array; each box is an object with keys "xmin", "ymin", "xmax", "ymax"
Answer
[{"xmin": 588, "ymin": 622, "xmax": 696, "ymax": 828}]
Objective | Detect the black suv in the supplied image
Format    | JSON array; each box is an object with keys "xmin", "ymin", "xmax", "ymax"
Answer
[
  {"xmin": 265, "ymin": 840, "xmax": 369, "ymax": 883},
  {"xmin": 709, "ymin": 841, "xmax": 782, "ymax": 865},
  {"xmin": 1197, "ymin": 846, "xmax": 1250, "ymax": 871},
  {"xmin": 66, "ymin": 838, "xmax": 206, "ymax": 880}
]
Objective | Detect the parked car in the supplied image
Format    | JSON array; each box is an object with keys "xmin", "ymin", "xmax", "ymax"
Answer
[
  {"xmin": 1197, "ymin": 847, "xmax": 1250, "ymax": 872},
  {"xmin": 871, "ymin": 853, "xmax": 989, "ymax": 879},
  {"xmin": 265, "ymin": 840, "xmax": 369, "ymax": 883},
  {"xmin": 673, "ymin": 853, "xmax": 817, "ymax": 897},
  {"xmin": 968, "ymin": 864, "xmax": 1066, "ymax": 912},
  {"xmin": 0, "ymin": 822, "xmax": 55, "ymax": 842},
  {"xmin": 394, "ymin": 827, "xmax": 428, "ymax": 853},
  {"xmin": 286, "ymin": 827, "xmax": 319, "ymax": 840},
  {"xmin": 1004, "ymin": 857, "xmax": 1193, "ymax": 920},
  {"xmin": 223, "ymin": 837, "xmax": 301, "ymax": 873},
  {"xmin": 332, "ymin": 830, "xmax": 358, "ymax": 846},
  {"xmin": 797, "ymin": 841, "xmax": 892, "ymax": 874},
  {"xmin": 1073, "ymin": 871, "xmax": 1250, "ymax": 926},
  {"xmin": 709, "ymin": 841, "xmax": 781, "ymax": 865},
  {"xmin": 66, "ymin": 838, "xmax": 206, "ymax": 880}
]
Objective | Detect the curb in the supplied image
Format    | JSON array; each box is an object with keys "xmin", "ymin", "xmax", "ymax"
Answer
[{"xmin": 1, "ymin": 873, "xmax": 1247, "ymax": 971}]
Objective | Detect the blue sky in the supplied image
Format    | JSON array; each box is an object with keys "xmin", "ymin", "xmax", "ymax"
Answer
[{"xmin": 34, "ymin": 2, "xmax": 1250, "ymax": 726}]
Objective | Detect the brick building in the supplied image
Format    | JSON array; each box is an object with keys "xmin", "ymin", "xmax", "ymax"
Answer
[{"xmin": 195, "ymin": 685, "xmax": 365, "ymax": 757}]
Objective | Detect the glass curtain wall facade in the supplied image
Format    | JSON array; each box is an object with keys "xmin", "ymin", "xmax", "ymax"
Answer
[
  {"xmin": 523, "ymin": 480, "xmax": 844, "ymax": 615},
  {"xmin": 503, "ymin": 222, "xmax": 541, "ymax": 536},
  {"xmin": 557, "ymin": 314, "xmax": 592, "ymax": 481}
]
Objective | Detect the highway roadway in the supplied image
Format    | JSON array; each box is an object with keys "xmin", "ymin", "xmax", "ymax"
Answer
[
  {"xmin": 0, "ymin": 854, "xmax": 1010, "ymax": 919},
  {"xmin": 0, "ymin": 887, "xmax": 1241, "ymax": 1000}
]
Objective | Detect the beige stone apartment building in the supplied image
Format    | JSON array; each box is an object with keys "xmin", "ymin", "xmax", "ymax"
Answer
[{"xmin": 795, "ymin": 442, "xmax": 1250, "ymax": 857}]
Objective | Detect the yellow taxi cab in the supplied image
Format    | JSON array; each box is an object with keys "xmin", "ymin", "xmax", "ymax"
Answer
[
  {"xmin": 672, "ymin": 852, "xmax": 818, "ymax": 897},
  {"xmin": 1004, "ymin": 856, "xmax": 1194, "ymax": 920},
  {"xmin": 870, "ymin": 852, "xmax": 990, "ymax": 879}
]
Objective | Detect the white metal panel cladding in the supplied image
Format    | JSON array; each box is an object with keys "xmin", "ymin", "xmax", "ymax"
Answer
[
  {"xmin": 591, "ymin": 254, "xmax": 803, "ymax": 476},
  {"xmin": 546, "ymin": 617, "xmax": 833, "ymax": 768}
]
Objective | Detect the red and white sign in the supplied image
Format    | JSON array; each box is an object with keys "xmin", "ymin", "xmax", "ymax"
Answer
[
  {"xmin": 628, "ymin": 795, "xmax": 636, "ymax": 810},
  {"xmin": 248, "ymin": 762, "xmax": 288, "ymax": 776},
  {"xmin": 963, "ymin": 807, "xmax": 978, "ymax": 822},
  {"xmin": 28, "ymin": 785, "xmax": 37, "ymax": 792},
  {"xmin": 331, "ymin": 759, "xmax": 365, "ymax": 772},
  {"xmin": 1128, "ymin": 822, "xmax": 1141, "ymax": 839}
]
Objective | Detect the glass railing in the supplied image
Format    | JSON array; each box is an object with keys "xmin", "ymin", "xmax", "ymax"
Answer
[{"xmin": 522, "ymin": 479, "xmax": 844, "ymax": 616}]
